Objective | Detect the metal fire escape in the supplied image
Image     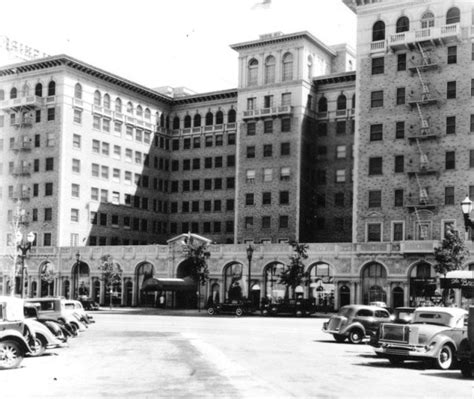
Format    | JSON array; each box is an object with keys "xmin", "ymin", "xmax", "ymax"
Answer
[{"xmin": 406, "ymin": 43, "xmax": 441, "ymax": 239}]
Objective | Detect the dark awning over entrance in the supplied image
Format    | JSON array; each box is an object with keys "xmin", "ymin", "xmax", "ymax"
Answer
[
  {"xmin": 440, "ymin": 270, "xmax": 474, "ymax": 289},
  {"xmin": 141, "ymin": 277, "xmax": 195, "ymax": 292}
]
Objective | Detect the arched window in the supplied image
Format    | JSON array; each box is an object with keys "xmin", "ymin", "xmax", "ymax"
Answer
[
  {"xmin": 94, "ymin": 90, "xmax": 101, "ymax": 106},
  {"xmin": 361, "ymin": 262, "xmax": 387, "ymax": 304},
  {"xmin": 126, "ymin": 101, "xmax": 133, "ymax": 114},
  {"xmin": 22, "ymin": 83, "xmax": 30, "ymax": 96},
  {"xmin": 372, "ymin": 20, "xmax": 386, "ymax": 41},
  {"xmin": 172, "ymin": 116, "xmax": 180, "ymax": 130},
  {"xmin": 396, "ymin": 16, "xmax": 410, "ymax": 33},
  {"xmin": 337, "ymin": 94, "xmax": 347, "ymax": 110},
  {"xmin": 264, "ymin": 262, "xmax": 286, "ymax": 300},
  {"xmin": 0, "ymin": 90, "xmax": 4, "ymax": 101},
  {"xmin": 48, "ymin": 81, "xmax": 56, "ymax": 96},
  {"xmin": 248, "ymin": 58, "xmax": 258, "ymax": 86},
  {"xmin": 446, "ymin": 7, "xmax": 460, "ymax": 25},
  {"xmin": 74, "ymin": 83, "xmax": 82, "ymax": 99},
  {"xmin": 136, "ymin": 105, "xmax": 143, "ymax": 117},
  {"xmin": 115, "ymin": 97, "xmax": 122, "ymax": 113},
  {"xmin": 352, "ymin": 94, "xmax": 356, "ymax": 109},
  {"xmin": 160, "ymin": 113, "xmax": 165, "ymax": 127},
  {"xmin": 184, "ymin": 115, "xmax": 191, "ymax": 128},
  {"xmin": 228, "ymin": 109, "xmax": 236, "ymax": 123},
  {"xmin": 103, "ymin": 94, "xmax": 110, "ymax": 109},
  {"xmin": 205, "ymin": 112, "xmax": 213, "ymax": 126},
  {"xmin": 307, "ymin": 55, "xmax": 313, "ymax": 80},
  {"xmin": 421, "ymin": 11, "xmax": 435, "ymax": 29},
  {"xmin": 10, "ymin": 87, "xmax": 17, "ymax": 99},
  {"xmin": 318, "ymin": 97, "xmax": 327, "ymax": 112},
  {"xmin": 35, "ymin": 83, "xmax": 43, "ymax": 97},
  {"xmin": 282, "ymin": 52, "xmax": 293, "ymax": 81},
  {"xmin": 409, "ymin": 262, "xmax": 436, "ymax": 307},
  {"xmin": 224, "ymin": 263, "xmax": 244, "ymax": 301},
  {"xmin": 144, "ymin": 108, "xmax": 151, "ymax": 119},
  {"xmin": 215, "ymin": 110, "xmax": 224, "ymax": 125},
  {"xmin": 193, "ymin": 113, "xmax": 201, "ymax": 127},
  {"xmin": 264, "ymin": 55, "xmax": 275, "ymax": 84}
]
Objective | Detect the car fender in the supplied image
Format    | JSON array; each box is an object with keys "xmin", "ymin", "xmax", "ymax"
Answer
[
  {"xmin": 429, "ymin": 334, "xmax": 458, "ymax": 352},
  {"xmin": 24, "ymin": 320, "xmax": 62, "ymax": 347},
  {"xmin": 340, "ymin": 322, "xmax": 366, "ymax": 336},
  {"xmin": 0, "ymin": 331, "xmax": 31, "ymax": 354}
]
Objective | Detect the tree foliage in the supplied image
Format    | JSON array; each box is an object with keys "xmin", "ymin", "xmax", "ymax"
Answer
[
  {"xmin": 279, "ymin": 242, "xmax": 309, "ymax": 298},
  {"xmin": 181, "ymin": 236, "xmax": 210, "ymax": 285},
  {"xmin": 98, "ymin": 255, "xmax": 122, "ymax": 290},
  {"xmin": 433, "ymin": 227, "xmax": 469, "ymax": 276}
]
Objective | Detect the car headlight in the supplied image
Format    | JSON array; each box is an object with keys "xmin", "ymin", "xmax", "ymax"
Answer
[{"xmin": 425, "ymin": 341, "xmax": 436, "ymax": 352}]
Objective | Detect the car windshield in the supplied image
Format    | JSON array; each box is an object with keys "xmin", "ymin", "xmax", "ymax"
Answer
[
  {"xmin": 396, "ymin": 311, "xmax": 412, "ymax": 319},
  {"xmin": 413, "ymin": 312, "xmax": 453, "ymax": 327},
  {"xmin": 64, "ymin": 304, "xmax": 75, "ymax": 310}
]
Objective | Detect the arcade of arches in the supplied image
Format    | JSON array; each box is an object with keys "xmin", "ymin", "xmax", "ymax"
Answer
[{"xmin": 2, "ymin": 243, "xmax": 474, "ymax": 310}]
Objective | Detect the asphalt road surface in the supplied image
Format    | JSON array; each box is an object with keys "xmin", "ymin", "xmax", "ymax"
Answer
[{"xmin": 2, "ymin": 309, "xmax": 473, "ymax": 398}]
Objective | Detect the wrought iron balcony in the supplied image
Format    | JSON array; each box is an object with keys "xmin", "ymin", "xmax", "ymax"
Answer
[{"xmin": 0, "ymin": 95, "xmax": 43, "ymax": 111}]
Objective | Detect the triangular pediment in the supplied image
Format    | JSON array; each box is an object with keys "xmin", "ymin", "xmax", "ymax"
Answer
[{"xmin": 167, "ymin": 233, "xmax": 212, "ymax": 246}]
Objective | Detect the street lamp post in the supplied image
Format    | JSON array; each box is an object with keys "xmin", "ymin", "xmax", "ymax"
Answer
[
  {"xmin": 74, "ymin": 252, "xmax": 80, "ymax": 300},
  {"xmin": 16, "ymin": 231, "xmax": 35, "ymax": 298},
  {"xmin": 461, "ymin": 196, "xmax": 474, "ymax": 234},
  {"xmin": 246, "ymin": 244, "xmax": 254, "ymax": 304}
]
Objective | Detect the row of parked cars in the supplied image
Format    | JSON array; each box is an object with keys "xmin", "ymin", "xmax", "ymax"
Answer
[
  {"xmin": 0, "ymin": 296, "xmax": 95, "ymax": 370},
  {"xmin": 322, "ymin": 303, "xmax": 474, "ymax": 376}
]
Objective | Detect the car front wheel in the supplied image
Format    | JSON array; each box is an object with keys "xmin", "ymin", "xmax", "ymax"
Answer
[
  {"xmin": 348, "ymin": 329, "xmax": 364, "ymax": 344},
  {"xmin": 0, "ymin": 340, "xmax": 24, "ymax": 370},
  {"xmin": 207, "ymin": 307, "xmax": 215, "ymax": 316},
  {"xmin": 436, "ymin": 345, "xmax": 454, "ymax": 370},
  {"xmin": 235, "ymin": 307, "xmax": 244, "ymax": 317},
  {"xmin": 30, "ymin": 335, "xmax": 46, "ymax": 357}
]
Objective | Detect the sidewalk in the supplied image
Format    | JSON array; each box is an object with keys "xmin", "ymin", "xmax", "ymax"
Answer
[{"xmin": 95, "ymin": 306, "xmax": 334, "ymax": 318}]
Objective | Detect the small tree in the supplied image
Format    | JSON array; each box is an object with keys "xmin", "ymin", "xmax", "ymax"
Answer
[
  {"xmin": 181, "ymin": 236, "xmax": 210, "ymax": 311},
  {"xmin": 98, "ymin": 255, "xmax": 122, "ymax": 308},
  {"xmin": 279, "ymin": 241, "xmax": 309, "ymax": 300},
  {"xmin": 434, "ymin": 227, "xmax": 469, "ymax": 305}
]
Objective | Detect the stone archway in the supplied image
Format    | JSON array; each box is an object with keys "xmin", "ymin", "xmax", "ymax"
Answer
[
  {"xmin": 263, "ymin": 262, "xmax": 286, "ymax": 301},
  {"xmin": 135, "ymin": 262, "xmax": 155, "ymax": 307},
  {"xmin": 223, "ymin": 262, "xmax": 244, "ymax": 302},
  {"xmin": 360, "ymin": 262, "xmax": 387, "ymax": 304},
  {"xmin": 71, "ymin": 260, "xmax": 90, "ymax": 299},
  {"xmin": 308, "ymin": 262, "xmax": 335, "ymax": 311},
  {"xmin": 175, "ymin": 259, "xmax": 199, "ymax": 309},
  {"xmin": 408, "ymin": 261, "xmax": 437, "ymax": 307},
  {"xmin": 39, "ymin": 261, "xmax": 55, "ymax": 297}
]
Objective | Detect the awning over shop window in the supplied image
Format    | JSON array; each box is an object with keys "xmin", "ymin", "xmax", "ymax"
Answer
[
  {"xmin": 440, "ymin": 270, "xmax": 474, "ymax": 289},
  {"xmin": 141, "ymin": 277, "xmax": 196, "ymax": 292}
]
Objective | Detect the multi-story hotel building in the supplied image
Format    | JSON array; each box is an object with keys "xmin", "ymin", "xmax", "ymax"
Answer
[
  {"xmin": 1, "ymin": 0, "xmax": 473, "ymax": 310},
  {"xmin": 0, "ymin": 31, "xmax": 355, "ymax": 249}
]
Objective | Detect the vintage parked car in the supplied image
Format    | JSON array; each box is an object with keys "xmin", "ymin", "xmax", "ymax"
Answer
[
  {"xmin": 25, "ymin": 298, "xmax": 87, "ymax": 334},
  {"xmin": 457, "ymin": 306, "xmax": 474, "ymax": 378},
  {"xmin": 62, "ymin": 300, "xmax": 95, "ymax": 324},
  {"xmin": 322, "ymin": 305, "xmax": 392, "ymax": 344},
  {"xmin": 0, "ymin": 296, "xmax": 33, "ymax": 369},
  {"xmin": 78, "ymin": 297, "xmax": 100, "ymax": 311},
  {"xmin": 207, "ymin": 300, "xmax": 255, "ymax": 317},
  {"xmin": 373, "ymin": 306, "xmax": 467, "ymax": 369},
  {"xmin": 261, "ymin": 298, "xmax": 317, "ymax": 317}
]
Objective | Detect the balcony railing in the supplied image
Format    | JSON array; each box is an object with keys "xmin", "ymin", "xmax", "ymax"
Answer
[
  {"xmin": 11, "ymin": 141, "xmax": 32, "ymax": 151},
  {"xmin": 242, "ymin": 105, "xmax": 293, "ymax": 119},
  {"xmin": 389, "ymin": 23, "xmax": 460, "ymax": 50},
  {"xmin": 12, "ymin": 117, "xmax": 33, "ymax": 127},
  {"xmin": 0, "ymin": 95, "xmax": 43, "ymax": 111},
  {"xmin": 12, "ymin": 190, "xmax": 31, "ymax": 201},
  {"xmin": 11, "ymin": 166, "xmax": 31, "ymax": 176},
  {"xmin": 370, "ymin": 40, "xmax": 386, "ymax": 53}
]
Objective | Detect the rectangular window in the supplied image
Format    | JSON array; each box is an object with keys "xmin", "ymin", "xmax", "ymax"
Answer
[
  {"xmin": 395, "ymin": 121, "xmax": 405, "ymax": 139},
  {"xmin": 102, "ymin": 142, "xmax": 109, "ymax": 156},
  {"xmin": 192, "ymin": 158, "xmax": 200, "ymax": 170},
  {"xmin": 279, "ymin": 191, "xmax": 289, "ymax": 205},
  {"xmin": 100, "ymin": 189, "xmax": 108, "ymax": 202},
  {"xmin": 367, "ymin": 223, "xmax": 382, "ymax": 242},
  {"xmin": 45, "ymin": 183, "xmax": 53, "ymax": 196},
  {"xmin": 393, "ymin": 222, "xmax": 404, "ymax": 241},
  {"xmin": 101, "ymin": 166, "xmax": 109, "ymax": 179},
  {"xmin": 71, "ymin": 208, "xmax": 79, "ymax": 222},
  {"xmin": 335, "ymin": 169, "xmax": 345, "ymax": 183},
  {"xmin": 445, "ymin": 186, "xmax": 455, "ymax": 205},
  {"xmin": 47, "ymin": 108, "xmax": 55, "ymax": 121},
  {"xmin": 447, "ymin": 46, "xmax": 457, "ymax": 64},
  {"xmin": 263, "ymin": 168, "xmax": 273, "ymax": 182},
  {"xmin": 114, "ymin": 121, "xmax": 122, "ymax": 135},
  {"xmin": 46, "ymin": 133, "xmax": 55, "ymax": 147},
  {"xmin": 335, "ymin": 192, "xmax": 344, "ymax": 207},
  {"xmin": 92, "ymin": 139, "xmax": 100, "ymax": 153},
  {"xmin": 214, "ymin": 156, "xmax": 223, "ymax": 168},
  {"xmin": 102, "ymin": 118, "xmax": 110, "ymax": 132},
  {"xmin": 396, "ymin": 87, "xmax": 405, "ymax": 105},
  {"xmin": 446, "ymin": 116, "xmax": 456, "ymax": 134},
  {"xmin": 368, "ymin": 157, "xmax": 383, "ymax": 175},
  {"xmin": 44, "ymin": 208, "xmax": 52, "ymax": 221},
  {"xmin": 471, "ymin": 79, "xmax": 474, "ymax": 97},
  {"xmin": 263, "ymin": 144, "xmax": 272, "ymax": 157},
  {"xmin": 73, "ymin": 109, "xmax": 82, "ymax": 124},
  {"xmin": 228, "ymin": 133, "xmax": 236, "ymax": 145},
  {"xmin": 247, "ymin": 97, "xmax": 256, "ymax": 110},
  {"xmin": 214, "ymin": 178, "xmax": 222, "ymax": 190},
  {"xmin": 336, "ymin": 121, "xmax": 346, "ymax": 135},
  {"xmin": 281, "ymin": 118, "xmax": 291, "ymax": 132},
  {"xmin": 72, "ymin": 158, "xmax": 80, "ymax": 173},
  {"xmin": 447, "ymin": 81, "xmax": 456, "ymax": 99},
  {"xmin": 245, "ymin": 193, "xmax": 254, "ymax": 206},
  {"xmin": 261, "ymin": 216, "xmax": 271, "ymax": 229},
  {"xmin": 371, "ymin": 91, "xmax": 383, "ymax": 108},
  {"xmin": 227, "ymin": 177, "xmax": 235, "ymax": 189},
  {"xmin": 336, "ymin": 145, "xmax": 347, "ymax": 159},
  {"xmin": 368, "ymin": 190, "xmax": 382, "ymax": 208},
  {"xmin": 262, "ymin": 192, "xmax": 271, "ymax": 205},
  {"xmin": 227, "ymin": 155, "xmax": 235, "ymax": 167},
  {"xmin": 73, "ymin": 134, "xmax": 81, "ymax": 149},
  {"xmin": 470, "ymin": 150, "xmax": 474, "ymax": 168},
  {"xmin": 397, "ymin": 53, "xmax": 406, "ymax": 71},
  {"xmin": 205, "ymin": 136, "xmax": 213, "ymax": 147},
  {"xmin": 445, "ymin": 151, "xmax": 455, "ymax": 169},
  {"xmin": 394, "ymin": 189, "xmax": 404, "ymax": 207},
  {"xmin": 264, "ymin": 120, "xmax": 273, "ymax": 134},
  {"xmin": 45, "ymin": 157, "xmax": 54, "ymax": 171},
  {"xmin": 279, "ymin": 215, "xmax": 289, "ymax": 229},
  {"xmin": 93, "ymin": 115, "xmax": 101, "ymax": 130},
  {"xmin": 125, "ymin": 149, "xmax": 132, "ymax": 162},
  {"xmin": 317, "ymin": 122, "xmax": 327, "ymax": 137},
  {"xmin": 71, "ymin": 184, "xmax": 80, "ymax": 198},
  {"xmin": 370, "ymin": 124, "xmax": 383, "ymax": 141},
  {"xmin": 264, "ymin": 95, "xmax": 273, "ymax": 108},
  {"xmin": 193, "ymin": 137, "xmax": 200, "ymax": 148},
  {"xmin": 280, "ymin": 167, "xmax": 291, "ymax": 181},
  {"xmin": 192, "ymin": 179, "xmax": 200, "ymax": 191},
  {"xmin": 471, "ymin": 115, "xmax": 474, "ymax": 133},
  {"xmin": 226, "ymin": 199, "xmax": 234, "ymax": 211},
  {"xmin": 281, "ymin": 93, "xmax": 291, "ymax": 106},
  {"xmin": 394, "ymin": 155, "xmax": 404, "ymax": 173},
  {"xmin": 246, "ymin": 169, "xmax": 255, "ymax": 183},
  {"xmin": 35, "ymin": 110, "xmax": 41, "ymax": 123},
  {"xmin": 126, "ymin": 126, "xmax": 133, "ymax": 140},
  {"xmin": 245, "ymin": 217, "xmax": 254, "ymax": 229},
  {"xmin": 371, "ymin": 57, "xmax": 384, "ymax": 74},
  {"xmin": 91, "ymin": 187, "xmax": 99, "ymax": 201},
  {"xmin": 43, "ymin": 233, "xmax": 52, "ymax": 247},
  {"xmin": 247, "ymin": 146, "xmax": 255, "ymax": 158}
]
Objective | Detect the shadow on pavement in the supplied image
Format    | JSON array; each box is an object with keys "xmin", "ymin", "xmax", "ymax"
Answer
[{"xmin": 421, "ymin": 371, "xmax": 466, "ymax": 380}]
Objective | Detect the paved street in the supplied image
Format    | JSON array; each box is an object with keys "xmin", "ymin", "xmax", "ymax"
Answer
[{"xmin": 2, "ymin": 309, "xmax": 474, "ymax": 398}]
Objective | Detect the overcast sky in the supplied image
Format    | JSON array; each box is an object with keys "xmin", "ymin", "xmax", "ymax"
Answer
[{"xmin": 2, "ymin": 0, "xmax": 356, "ymax": 93}]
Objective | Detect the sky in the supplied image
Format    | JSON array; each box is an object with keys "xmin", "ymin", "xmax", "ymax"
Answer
[{"xmin": 1, "ymin": 0, "xmax": 356, "ymax": 93}]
